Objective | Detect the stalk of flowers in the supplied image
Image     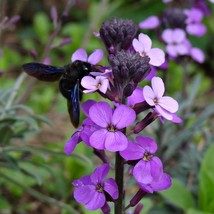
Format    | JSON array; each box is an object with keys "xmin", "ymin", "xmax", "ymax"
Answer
[
  {"xmin": 65, "ymin": 18, "xmax": 181, "ymax": 213},
  {"xmin": 138, "ymin": 0, "xmax": 212, "ymax": 64}
]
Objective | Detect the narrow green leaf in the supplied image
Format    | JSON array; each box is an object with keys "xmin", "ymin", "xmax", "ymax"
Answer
[
  {"xmin": 199, "ymin": 144, "xmax": 214, "ymax": 212},
  {"xmin": 159, "ymin": 179, "xmax": 195, "ymax": 210},
  {"xmin": 187, "ymin": 208, "xmax": 213, "ymax": 214}
]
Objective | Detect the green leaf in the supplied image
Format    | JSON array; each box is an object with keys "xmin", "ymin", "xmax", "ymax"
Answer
[
  {"xmin": 199, "ymin": 144, "xmax": 214, "ymax": 212},
  {"xmin": 159, "ymin": 179, "xmax": 195, "ymax": 210},
  {"xmin": 187, "ymin": 208, "xmax": 213, "ymax": 214},
  {"xmin": 33, "ymin": 12, "xmax": 50, "ymax": 42}
]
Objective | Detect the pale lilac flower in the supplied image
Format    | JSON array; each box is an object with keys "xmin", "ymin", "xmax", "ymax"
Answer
[
  {"xmin": 73, "ymin": 164, "xmax": 118, "ymax": 210},
  {"xmin": 132, "ymin": 33, "xmax": 165, "ymax": 66},
  {"xmin": 139, "ymin": 16, "xmax": 160, "ymax": 29},
  {"xmin": 143, "ymin": 77, "xmax": 179, "ymax": 120},
  {"xmin": 89, "ymin": 102, "xmax": 136, "ymax": 152},
  {"xmin": 71, "ymin": 48, "xmax": 103, "ymax": 65},
  {"xmin": 184, "ymin": 8, "xmax": 206, "ymax": 37},
  {"xmin": 162, "ymin": 28, "xmax": 189, "ymax": 57},
  {"xmin": 81, "ymin": 75, "xmax": 109, "ymax": 94},
  {"xmin": 120, "ymin": 137, "xmax": 163, "ymax": 185}
]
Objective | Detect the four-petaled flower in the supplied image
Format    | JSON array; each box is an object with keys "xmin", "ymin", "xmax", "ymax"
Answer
[
  {"xmin": 88, "ymin": 101, "xmax": 136, "ymax": 152},
  {"xmin": 81, "ymin": 75, "xmax": 109, "ymax": 94},
  {"xmin": 120, "ymin": 136, "xmax": 171, "ymax": 193},
  {"xmin": 184, "ymin": 8, "xmax": 206, "ymax": 37},
  {"xmin": 132, "ymin": 33, "xmax": 165, "ymax": 66},
  {"xmin": 143, "ymin": 77, "xmax": 179, "ymax": 121},
  {"xmin": 162, "ymin": 28, "xmax": 189, "ymax": 57},
  {"xmin": 73, "ymin": 164, "xmax": 118, "ymax": 210}
]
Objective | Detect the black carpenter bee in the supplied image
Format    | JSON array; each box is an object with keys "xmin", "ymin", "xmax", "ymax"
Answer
[{"xmin": 22, "ymin": 60, "xmax": 96, "ymax": 128}]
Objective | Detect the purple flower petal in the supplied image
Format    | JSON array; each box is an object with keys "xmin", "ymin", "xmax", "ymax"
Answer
[
  {"xmin": 132, "ymin": 38, "xmax": 144, "ymax": 53},
  {"xmin": 97, "ymin": 76, "xmax": 109, "ymax": 94},
  {"xmin": 91, "ymin": 164, "xmax": 110, "ymax": 184},
  {"xmin": 139, "ymin": 16, "xmax": 160, "ymax": 29},
  {"xmin": 162, "ymin": 29, "xmax": 173, "ymax": 43},
  {"xmin": 166, "ymin": 44, "xmax": 177, "ymax": 57},
  {"xmin": 190, "ymin": 47, "xmax": 205, "ymax": 63},
  {"xmin": 136, "ymin": 136, "xmax": 157, "ymax": 154},
  {"xmin": 158, "ymin": 96, "xmax": 179, "ymax": 113},
  {"xmin": 71, "ymin": 48, "xmax": 88, "ymax": 62},
  {"xmin": 138, "ymin": 183, "xmax": 154, "ymax": 193},
  {"xmin": 133, "ymin": 160, "xmax": 153, "ymax": 184},
  {"xmin": 147, "ymin": 48, "xmax": 165, "ymax": 66},
  {"xmin": 151, "ymin": 173, "xmax": 172, "ymax": 191},
  {"xmin": 64, "ymin": 131, "xmax": 81, "ymax": 155},
  {"xmin": 81, "ymin": 76, "xmax": 97, "ymax": 93},
  {"xmin": 171, "ymin": 113, "xmax": 183, "ymax": 123},
  {"xmin": 143, "ymin": 86, "xmax": 156, "ymax": 106},
  {"xmin": 74, "ymin": 185, "xmax": 94, "ymax": 204},
  {"xmin": 187, "ymin": 23, "xmax": 206, "ymax": 37},
  {"xmin": 112, "ymin": 105, "xmax": 136, "ymax": 129},
  {"xmin": 155, "ymin": 105, "xmax": 173, "ymax": 120},
  {"xmin": 88, "ymin": 49, "xmax": 104, "ymax": 65},
  {"xmin": 173, "ymin": 29, "xmax": 186, "ymax": 43},
  {"xmin": 145, "ymin": 66, "xmax": 157, "ymax": 81},
  {"xmin": 90, "ymin": 129, "xmax": 108, "ymax": 150},
  {"xmin": 127, "ymin": 87, "xmax": 144, "ymax": 106},
  {"xmin": 138, "ymin": 33, "xmax": 152, "ymax": 52},
  {"xmin": 104, "ymin": 178, "xmax": 119, "ymax": 200},
  {"xmin": 151, "ymin": 77, "xmax": 165, "ymax": 98},
  {"xmin": 105, "ymin": 131, "xmax": 128, "ymax": 152},
  {"xmin": 82, "ymin": 100, "xmax": 96, "ymax": 116},
  {"xmin": 175, "ymin": 44, "xmax": 189, "ymax": 55},
  {"xmin": 150, "ymin": 157, "xmax": 163, "ymax": 181},
  {"xmin": 85, "ymin": 190, "xmax": 106, "ymax": 210},
  {"xmin": 120, "ymin": 140, "xmax": 145, "ymax": 160},
  {"xmin": 89, "ymin": 102, "xmax": 113, "ymax": 127},
  {"xmin": 72, "ymin": 175, "xmax": 91, "ymax": 187}
]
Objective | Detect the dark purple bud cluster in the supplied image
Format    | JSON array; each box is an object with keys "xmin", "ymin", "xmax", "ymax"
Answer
[
  {"xmin": 99, "ymin": 18, "xmax": 138, "ymax": 54},
  {"xmin": 109, "ymin": 50, "xmax": 150, "ymax": 99},
  {"xmin": 162, "ymin": 8, "xmax": 186, "ymax": 29}
]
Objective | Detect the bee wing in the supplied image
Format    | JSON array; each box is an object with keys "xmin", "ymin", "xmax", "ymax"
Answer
[
  {"xmin": 67, "ymin": 82, "xmax": 80, "ymax": 128},
  {"xmin": 22, "ymin": 62, "xmax": 64, "ymax": 81}
]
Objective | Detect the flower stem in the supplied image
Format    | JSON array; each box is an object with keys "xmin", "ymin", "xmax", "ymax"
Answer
[{"xmin": 114, "ymin": 151, "xmax": 124, "ymax": 214}]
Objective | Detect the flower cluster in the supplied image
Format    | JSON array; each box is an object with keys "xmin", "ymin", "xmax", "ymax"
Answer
[
  {"xmin": 65, "ymin": 18, "xmax": 181, "ymax": 213},
  {"xmin": 139, "ymin": 0, "xmax": 213, "ymax": 63}
]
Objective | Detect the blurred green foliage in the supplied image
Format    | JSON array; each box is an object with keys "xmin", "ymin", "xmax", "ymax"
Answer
[{"xmin": 0, "ymin": 0, "xmax": 214, "ymax": 213}]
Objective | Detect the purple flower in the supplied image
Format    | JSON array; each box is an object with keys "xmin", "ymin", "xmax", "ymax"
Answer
[
  {"xmin": 139, "ymin": 16, "xmax": 160, "ymax": 29},
  {"xmin": 88, "ymin": 101, "xmax": 136, "ymax": 152},
  {"xmin": 120, "ymin": 136, "xmax": 163, "ymax": 185},
  {"xmin": 120, "ymin": 136, "xmax": 171, "ymax": 193},
  {"xmin": 132, "ymin": 33, "xmax": 165, "ymax": 66},
  {"xmin": 162, "ymin": 28, "xmax": 189, "ymax": 57},
  {"xmin": 81, "ymin": 75, "xmax": 109, "ymax": 94},
  {"xmin": 184, "ymin": 8, "xmax": 206, "ymax": 37},
  {"xmin": 143, "ymin": 77, "xmax": 179, "ymax": 120},
  {"xmin": 71, "ymin": 48, "xmax": 103, "ymax": 64},
  {"xmin": 73, "ymin": 164, "xmax": 118, "ymax": 210}
]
